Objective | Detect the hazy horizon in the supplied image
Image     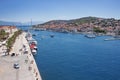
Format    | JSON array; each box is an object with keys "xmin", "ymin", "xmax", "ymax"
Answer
[{"xmin": 0, "ymin": 0, "xmax": 120, "ymax": 22}]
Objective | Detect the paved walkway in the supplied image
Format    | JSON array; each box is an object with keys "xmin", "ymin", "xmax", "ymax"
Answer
[{"xmin": 0, "ymin": 32, "xmax": 42, "ymax": 80}]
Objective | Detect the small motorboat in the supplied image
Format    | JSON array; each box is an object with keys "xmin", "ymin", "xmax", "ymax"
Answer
[
  {"xmin": 31, "ymin": 49, "xmax": 37, "ymax": 55},
  {"xmin": 50, "ymin": 34, "xmax": 54, "ymax": 38},
  {"xmin": 32, "ymin": 34, "xmax": 36, "ymax": 36}
]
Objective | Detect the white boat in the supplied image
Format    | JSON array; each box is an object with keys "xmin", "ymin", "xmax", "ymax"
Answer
[
  {"xmin": 34, "ymin": 46, "xmax": 37, "ymax": 50},
  {"xmin": 31, "ymin": 49, "xmax": 37, "ymax": 55},
  {"xmin": 85, "ymin": 34, "xmax": 96, "ymax": 38},
  {"xmin": 104, "ymin": 37, "xmax": 120, "ymax": 41}
]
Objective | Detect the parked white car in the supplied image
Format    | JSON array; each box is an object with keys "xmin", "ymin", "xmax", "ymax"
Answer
[{"xmin": 14, "ymin": 63, "xmax": 20, "ymax": 69}]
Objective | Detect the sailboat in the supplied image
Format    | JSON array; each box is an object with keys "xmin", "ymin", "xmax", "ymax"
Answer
[{"xmin": 26, "ymin": 19, "xmax": 38, "ymax": 55}]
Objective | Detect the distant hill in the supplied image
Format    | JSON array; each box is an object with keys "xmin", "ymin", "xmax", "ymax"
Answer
[
  {"xmin": 35, "ymin": 17, "xmax": 120, "ymax": 26},
  {"xmin": 33, "ymin": 17, "xmax": 120, "ymax": 35},
  {"xmin": 0, "ymin": 21, "xmax": 21, "ymax": 26},
  {"xmin": 22, "ymin": 21, "xmax": 44, "ymax": 25},
  {"xmin": 0, "ymin": 21, "xmax": 44, "ymax": 26}
]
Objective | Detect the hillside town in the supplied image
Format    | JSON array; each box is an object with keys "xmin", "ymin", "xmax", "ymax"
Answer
[{"xmin": 33, "ymin": 17, "xmax": 120, "ymax": 36}]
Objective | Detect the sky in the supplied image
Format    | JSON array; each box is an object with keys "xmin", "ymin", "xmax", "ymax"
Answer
[{"xmin": 0, "ymin": 0, "xmax": 120, "ymax": 22}]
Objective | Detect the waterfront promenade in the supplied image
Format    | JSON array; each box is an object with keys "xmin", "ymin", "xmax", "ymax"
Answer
[{"xmin": 0, "ymin": 32, "xmax": 42, "ymax": 80}]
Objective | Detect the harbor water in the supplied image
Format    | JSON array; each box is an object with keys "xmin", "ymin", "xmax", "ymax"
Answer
[{"xmin": 18, "ymin": 26, "xmax": 120, "ymax": 80}]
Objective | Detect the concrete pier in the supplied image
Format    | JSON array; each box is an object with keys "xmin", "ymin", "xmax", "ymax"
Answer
[{"xmin": 0, "ymin": 32, "xmax": 42, "ymax": 80}]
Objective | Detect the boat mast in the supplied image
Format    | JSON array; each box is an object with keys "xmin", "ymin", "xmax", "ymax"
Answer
[
  {"xmin": 31, "ymin": 19, "xmax": 32, "ymax": 27},
  {"xmin": 28, "ymin": 19, "xmax": 32, "ymax": 33}
]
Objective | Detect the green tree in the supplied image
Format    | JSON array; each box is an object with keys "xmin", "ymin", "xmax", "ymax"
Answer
[
  {"xmin": 0, "ymin": 29, "xmax": 8, "ymax": 41},
  {"xmin": 6, "ymin": 30, "xmax": 22, "ymax": 52},
  {"xmin": 93, "ymin": 27, "xmax": 106, "ymax": 34}
]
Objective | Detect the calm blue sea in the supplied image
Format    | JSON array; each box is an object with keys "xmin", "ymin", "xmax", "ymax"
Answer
[{"xmin": 18, "ymin": 26, "xmax": 120, "ymax": 80}]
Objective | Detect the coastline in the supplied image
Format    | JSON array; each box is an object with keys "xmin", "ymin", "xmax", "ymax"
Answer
[
  {"xmin": 32, "ymin": 28, "xmax": 120, "ymax": 37},
  {"xmin": 22, "ymin": 32, "xmax": 42, "ymax": 80}
]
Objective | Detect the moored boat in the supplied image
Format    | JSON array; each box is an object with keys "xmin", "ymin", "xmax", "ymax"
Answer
[
  {"xmin": 104, "ymin": 37, "xmax": 120, "ymax": 41},
  {"xmin": 31, "ymin": 49, "xmax": 37, "ymax": 55},
  {"xmin": 32, "ymin": 34, "xmax": 36, "ymax": 36},
  {"xmin": 50, "ymin": 34, "xmax": 54, "ymax": 38},
  {"xmin": 26, "ymin": 32, "xmax": 38, "ymax": 55},
  {"xmin": 85, "ymin": 34, "xmax": 96, "ymax": 38}
]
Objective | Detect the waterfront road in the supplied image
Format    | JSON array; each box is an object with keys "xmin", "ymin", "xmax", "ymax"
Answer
[{"xmin": 0, "ymin": 32, "xmax": 42, "ymax": 80}]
